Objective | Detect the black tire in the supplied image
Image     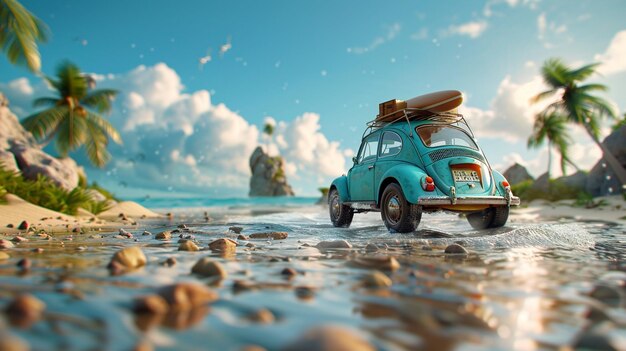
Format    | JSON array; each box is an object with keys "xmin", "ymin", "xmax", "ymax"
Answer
[
  {"xmin": 467, "ymin": 206, "xmax": 509, "ymax": 230},
  {"xmin": 328, "ymin": 188, "xmax": 354, "ymax": 227},
  {"xmin": 380, "ymin": 183, "xmax": 422, "ymax": 233}
]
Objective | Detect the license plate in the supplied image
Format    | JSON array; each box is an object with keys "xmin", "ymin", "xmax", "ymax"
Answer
[{"xmin": 453, "ymin": 169, "xmax": 480, "ymax": 182}]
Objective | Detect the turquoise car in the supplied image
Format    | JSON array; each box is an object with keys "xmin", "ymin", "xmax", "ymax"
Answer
[{"xmin": 328, "ymin": 111, "xmax": 520, "ymax": 233}]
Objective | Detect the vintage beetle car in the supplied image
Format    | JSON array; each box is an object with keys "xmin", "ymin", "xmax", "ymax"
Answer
[{"xmin": 328, "ymin": 108, "xmax": 520, "ymax": 233}]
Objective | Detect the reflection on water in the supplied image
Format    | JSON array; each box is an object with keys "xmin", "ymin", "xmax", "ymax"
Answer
[{"xmin": 0, "ymin": 206, "xmax": 625, "ymax": 350}]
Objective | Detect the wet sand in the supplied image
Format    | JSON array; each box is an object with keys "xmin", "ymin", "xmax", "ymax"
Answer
[{"xmin": 0, "ymin": 202, "xmax": 625, "ymax": 350}]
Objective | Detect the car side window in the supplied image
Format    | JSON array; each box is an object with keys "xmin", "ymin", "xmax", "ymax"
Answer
[
  {"xmin": 358, "ymin": 134, "xmax": 379, "ymax": 163},
  {"xmin": 379, "ymin": 131, "xmax": 402, "ymax": 158}
]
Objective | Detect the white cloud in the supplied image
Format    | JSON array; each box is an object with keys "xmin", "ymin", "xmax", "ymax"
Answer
[
  {"xmin": 537, "ymin": 13, "xmax": 547, "ymax": 39},
  {"xmin": 410, "ymin": 28, "xmax": 429, "ymax": 41},
  {"xmin": 536, "ymin": 12, "xmax": 568, "ymax": 48},
  {"xmin": 447, "ymin": 21, "xmax": 488, "ymax": 39},
  {"xmin": 595, "ymin": 30, "xmax": 626, "ymax": 75},
  {"xmin": 347, "ymin": 23, "xmax": 401, "ymax": 54},
  {"xmin": 484, "ymin": 0, "xmax": 540, "ymax": 17}
]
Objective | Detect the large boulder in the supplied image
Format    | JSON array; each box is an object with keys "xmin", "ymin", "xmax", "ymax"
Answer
[
  {"xmin": 0, "ymin": 149, "xmax": 19, "ymax": 173},
  {"xmin": 0, "ymin": 93, "xmax": 36, "ymax": 150},
  {"xmin": 502, "ymin": 163, "xmax": 534, "ymax": 185},
  {"xmin": 556, "ymin": 171, "xmax": 587, "ymax": 191},
  {"xmin": 10, "ymin": 144, "xmax": 80, "ymax": 191},
  {"xmin": 586, "ymin": 125, "xmax": 626, "ymax": 196},
  {"xmin": 249, "ymin": 146, "xmax": 295, "ymax": 197}
]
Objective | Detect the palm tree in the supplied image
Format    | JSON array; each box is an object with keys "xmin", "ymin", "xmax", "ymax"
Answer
[
  {"xmin": 21, "ymin": 61, "xmax": 122, "ymax": 167},
  {"xmin": 532, "ymin": 58, "xmax": 626, "ymax": 185},
  {"xmin": 0, "ymin": 0, "xmax": 48, "ymax": 72},
  {"xmin": 527, "ymin": 111, "xmax": 575, "ymax": 178}
]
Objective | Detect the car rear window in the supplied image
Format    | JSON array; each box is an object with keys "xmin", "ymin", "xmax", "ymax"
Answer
[{"xmin": 416, "ymin": 126, "xmax": 478, "ymax": 150}]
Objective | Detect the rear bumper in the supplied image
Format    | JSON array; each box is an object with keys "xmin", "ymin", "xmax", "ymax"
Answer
[{"xmin": 417, "ymin": 195, "xmax": 520, "ymax": 206}]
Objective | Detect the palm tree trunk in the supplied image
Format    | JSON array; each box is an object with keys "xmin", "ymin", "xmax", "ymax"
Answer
[{"xmin": 583, "ymin": 124, "xmax": 626, "ymax": 187}]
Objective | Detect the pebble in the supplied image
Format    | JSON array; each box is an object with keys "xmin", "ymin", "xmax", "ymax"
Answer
[
  {"xmin": 0, "ymin": 239, "xmax": 15, "ymax": 249},
  {"xmin": 191, "ymin": 258, "xmax": 227, "ymax": 279},
  {"xmin": 17, "ymin": 220, "xmax": 29, "ymax": 230},
  {"xmin": 208, "ymin": 238, "xmax": 237, "ymax": 252},
  {"xmin": 157, "ymin": 283, "xmax": 219, "ymax": 310},
  {"xmin": 237, "ymin": 234, "xmax": 249, "ymax": 240},
  {"xmin": 109, "ymin": 246, "xmax": 147, "ymax": 269},
  {"xmin": 134, "ymin": 295, "xmax": 168, "ymax": 314},
  {"xmin": 349, "ymin": 256, "xmax": 400, "ymax": 271},
  {"xmin": 281, "ymin": 326, "xmax": 375, "ymax": 351},
  {"xmin": 119, "ymin": 229, "xmax": 133, "ymax": 238},
  {"xmin": 155, "ymin": 231, "xmax": 172, "ymax": 240},
  {"xmin": 142, "ymin": 231, "xmax": 152, "ymax": 236},
  {"xmin": 178, "ymin": 241, "xmax": 200, "ymax": 251},
  {"xmin": 11, "ymin": 236, "xmax": 28, "ymax": 243},
  {"xmin": 0, "ymin": 252, "xmax": 10, "ymax": 260},
  {"xmin": 6, "ymin": 223, "xmax": 14, "ymax": 228},
  {"xmin": 365, "ymin": 243, "xmax": 379, "ymax": 252},
  {"xmin": 17, "ymin": 258, "xmax": 31, "ymax": 269},
  {"xmin": 247, "ymin": 308, "xmax": 275, "ymax": 324},
  {"xmin": 178, "ymin": 224, "xmax": 188, "ymax": 229},
  {"xmin": 444, "ymin": 244, "xmax": 468, "ymax": 254},
  {"xmin": 245, "ymin": 243, "xmax": 255, "ymax": 248},
  {"xmin": 281, "ymin": 268, "xmax": 298, "ymax": 277},
  {"xmin": 164, "ymin": 257, "xmax": 177, "ymax": 266},
  {"xmin": 362, "ymin": 271, "xmax": 392, "ymax": 288},
  {"xmin": 32, "ymin": 248, "xmax": 44, "ymax": 254},
  {"xmin": 5, "ymin": 294, "xmax": 46, "ymax": 324},
  {"xmin": 294, "ymin": 286, "xmax": 316, "ymax": 300},
  {"xmin": 249, "ymin": 232, "xmax": 289, "ymax": 240},
  {"xmin": 72, "ymin": 227, "xmax": 81, "ymax": 233},
  {"xmin": 316, "ymin": 240, "xmax": 352, "ymax": 249},
  {"xmin": 229, "ymin": 226, "xmax": 244, "ymax": 234}
]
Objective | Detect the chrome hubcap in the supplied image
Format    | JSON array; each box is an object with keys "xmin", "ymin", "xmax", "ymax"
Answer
[
  {"xmin": 331, "ymin": 195, "xmax": 340, "ymax": 219},
  {"xmin": 386, "ymin": 196, "xmax": 401, "ymax": 224}
]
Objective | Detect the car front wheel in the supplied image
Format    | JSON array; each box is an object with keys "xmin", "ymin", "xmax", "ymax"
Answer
[
  {"xmin": 329, "ymin": 188, "xmax": 354, "ymax": 227},
  {"xmin": 380, "ymin": 183, "xmax": 422, "ymax": 233},
  {"xmin": 467, "ymin": 206, "xmax": 509, "ymax": 229}
]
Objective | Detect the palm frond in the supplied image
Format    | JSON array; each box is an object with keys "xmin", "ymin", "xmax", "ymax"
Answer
[
  {"xmin": 81, "ymin": 89, "xmax": 118, "ymax": 114},
  {"xmin": 577, "ymin": 83, "xmax": 608, "ymax": 93},
  {"xmin": 568, "ymin": 63, "xmax": 600, "ymax": 82},
  {"xmin": 21, "ymin": 106, "xmax": 69, "ymax": 141},
  {"xmin": 55, "ymin": 61, "xmax": 88, "ymax": 100},
  {"xmin": 85, "ymin": 111, "xmax": 122, "ymax": 144},
  {"xmin": 0, "ymin": 0, "xmax": 48, "ymax": 72},
  {"xmin": 83, "ymin": 117, "xmax": 111, "ymax": 167},
  {"xmin": 541, "ymin": 58, "xmax": 569, "ymax": 88},
  {"xmin": 55, "ymin": 112, "xmax": 87, "ymax": 155},
  {"xmin": 530, "ymin": 88, "xmax": 559, "ymax": 104},
  {"xmin": 32, "ymin": 96, "xmax": 59, "ymax": 108}
]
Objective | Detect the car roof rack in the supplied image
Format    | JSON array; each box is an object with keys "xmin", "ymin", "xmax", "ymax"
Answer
[{"xmin": 362, "ymin": 108, "xmax": 471, "ymax": 139}]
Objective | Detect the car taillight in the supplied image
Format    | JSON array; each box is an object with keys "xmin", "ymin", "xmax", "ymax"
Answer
[
  {"xmin": 501, "ymin": 181, "xmax": 510, "ymax": 188},
  {"xmin": 422, "ymin": 176, "xmax": 435, "ymax": 191}
]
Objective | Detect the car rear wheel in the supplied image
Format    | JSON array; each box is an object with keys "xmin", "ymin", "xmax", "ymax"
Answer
[
  {"xmin": 467, "ymin": 206, "xmax": 509, "ymax": 230},
  {"xmin": 381, "ymin": 183, "xmax": 422, "ymax": 233},
  {"xmin": 329, "ymin": 188, "xmax": 354, "ymax": 227}
]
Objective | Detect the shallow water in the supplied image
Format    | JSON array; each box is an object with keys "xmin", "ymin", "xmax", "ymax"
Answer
[{"xmin": 1, "ymin": 205, "xmax": 625, "ymax": 350}]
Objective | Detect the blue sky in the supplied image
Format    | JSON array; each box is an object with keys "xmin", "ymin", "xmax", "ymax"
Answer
[{"xmin": 1, "ymin": 0, "xmax": 626, "ymax": 198}]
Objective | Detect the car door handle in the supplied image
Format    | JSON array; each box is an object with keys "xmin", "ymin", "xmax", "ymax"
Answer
[{"xmin": 368, "ymin": 165, "xmax": 374, "ymax": 170}]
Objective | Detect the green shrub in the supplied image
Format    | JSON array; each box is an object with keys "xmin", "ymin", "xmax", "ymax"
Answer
[
  {"xmin": 0, "ymin": 185, "xmax": 7, "ymax": 204},
  {"xmin": 84, "ymin": 200, "xmax": 113, "ymax": 215},
  {"xmin": 511, "ymin": 178, "xmax": 585, "ymax": 203}
]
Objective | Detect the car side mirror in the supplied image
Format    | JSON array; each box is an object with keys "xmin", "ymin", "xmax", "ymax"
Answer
[{"xmin": 352, "ymin": 156, "xmax": 358, "ymax": 165}]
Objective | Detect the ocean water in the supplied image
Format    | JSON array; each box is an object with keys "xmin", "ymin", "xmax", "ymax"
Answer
[{"xmin": 129, "ymin": 196, "xmax": 320, "ymax": 210}]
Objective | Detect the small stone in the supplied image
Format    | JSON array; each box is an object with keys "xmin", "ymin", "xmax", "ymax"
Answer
[
  {"xmin": 208, "ymin": 238, "xmax": 237, "ymax": 252},
  {"xmin": 294, "ymin": 286, "xmax": 316, "ymax": 300},
  {"xmin": 229, "ymin": 226, "xmax": 244, "ymax": 234},
  {"xmin": 316, "ymin": 240, "xmax": 352, "ymax": 249},
  {"xmin": 11, "ymin": 236, "xmax": 28, "ymax": 243},
  {"xmin": 164, "ymin": 257, "xmax": 177, "ymax": 267},
  {"xmin": 6, "ymin": 223, "xmax": 14, "ymax": 228},
  {"xmin": 444, "ymin": 244, "xmax": 468, "ymax": 254},
  {"xmin": 4, "ymin": 294, "xmax": 46, "ymax": 327},
  {"xmin": 0, "ymin": 252, "xmax": 10, "ymax": 260},
  {"xmin": 421, "ymin": 246, "xmax": 433, "ymax": 251},
  {"xmin": 155, "ymin": 231, "xmax": 172, "ymax": 240},
  {"xmin": 32, "ymin": 248, "xmax": 44, "ymax": 254},
  {"xmin": 109, "ymin": 246, "xmax": 147, "ymax": 269},
  {"xmin": 237, "ymin": 234, "xmax": 249, "ymax": 240},
  {"xmin": 282, "ymin": 326, "xmax": 375, "ymax": 351},
  {"xmin": 247, "ymin": 308, "xmax": 275, "ymax": 324},
  {"xmin": 365, "ymin": 243, "xmax": 379, "ymax": 252},
  {"xmin": 119, "ymin": 229, "xmax": 133, "ymax": 238},
  {"xmin": 76, "ymin": 246, "xmax": 86, "ymax": 251},
  {"xmin": 245, "ymin": 243, "xmax": 255, "ymax": 248},
  {"xmin": 177, "ymin": 224, "xmax": 188, "ymax": 229},
  {"xmin": 233, "ymin": 280, "xmax": 255, "ymax": 292},
  {"xmin": 157, "ymin": 283, "xmax": 219, "ymax": 311},
  {"xmin": 17, "ymin": 258, "xmax": 31, "ymax": 269},
  {"xmin": 281, "ymin": 268, "xmax": 298, "ymax": 277},
  {"xmin": 72, "ymin": 227, "xmax": 81, "ymax": 233},
  {"xmin": 178, "ymin": 241, "xmax": 200, "ymax": 251},
  {"xmin": 142, "ymin": 231, "xmax": 152, "ymax": 236},
  {"xmin": 349, "ymin": 256, "xmax": 400, "ymax": 271},
  {"xmin": 134, "ymin": 295, "xmax": 168, "ymax": 314},
  {"xmin": 362, "ymin": 271, "xmax": 392, "ymax": 288},
  {"xmin": 191, "ymin": 258, "xmax": 227, "ymax": 279},
  {"xmin": 249, "ymin": 232, "xmax": 288, "ymax": 240},
  {"xmin": 108, "ymin": 260, "xmax": 125, "ymax": 275},
  {"xmin": 17, "ymin": 221, "xmax": 29, "ymax": 230}
]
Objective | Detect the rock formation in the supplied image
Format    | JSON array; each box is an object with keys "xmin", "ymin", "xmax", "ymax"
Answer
[
  {"xmin": 0, "ymin": 93, "xmax": 81, "ymax": 191},
  {"xmin": 502, "ymin": 163, "xmax": 534, "ymax": 185},
  {"xmin": 248, "ymin": 146, "xmax": 294, "ymax": 197},
  {"xmin": 586, "ymin": 125, "xmax": 626, "ymax": 196}
]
